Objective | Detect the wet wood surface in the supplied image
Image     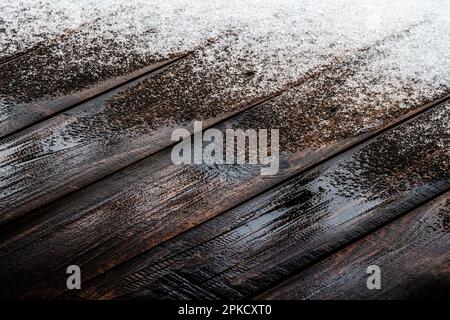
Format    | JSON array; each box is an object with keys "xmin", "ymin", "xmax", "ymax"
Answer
[
  {"xmin": 53, "ymin": 104, "xmax": 448, "ymax": 300},
  {"xmin": 0, "ymin": 101, "xmax": 448, "ymax": 299},
  {"xmin": 258, "ymin": 191, "xmax": 450, "ymax": 300},
  {"xmin": 0, "ymin": 9, "xmax": 449, "ymax": 300}
]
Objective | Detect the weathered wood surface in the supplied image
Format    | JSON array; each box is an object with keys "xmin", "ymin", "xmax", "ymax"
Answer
[
  {"xmin": 1, "ymin": 23, "xmax": 447, "ymax": 225},
  {"xmin": 0, "ymin": 34, "xmax": 360, "ymax": 222},
  {"xmin": 259, "ymin": 191, "xmax": 450, "ymax": 300},
  {"xmin": 1, "ymin": 101, "xmax": 448, "ymax": 299},
  {"xmin": 0, "ymin": 5, "xmax": 449, "ymax": 300},
  {"xmin": 0, "ymin": 4, "xmax": 151, "ymax": 136},
  {"xmin": 56, "ymin": 104, "xmax": 449, "ymax": 300}
]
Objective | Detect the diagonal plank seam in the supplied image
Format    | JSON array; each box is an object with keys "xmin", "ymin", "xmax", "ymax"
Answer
[
  {"xmin": 0, "ymin": 28, "xmax": 243, "ymax": 138},
  {"xmin": 0, "ymin": 48, "xmax": 38, "ymax": 67}
]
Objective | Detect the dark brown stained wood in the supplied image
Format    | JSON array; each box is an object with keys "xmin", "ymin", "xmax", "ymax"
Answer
[
  {"xmin": 1, "ymin": 23, "xmax": 448, "ymax": 225},
  {"xmin": 0, "ymin": 56, "xmax": 188, "ymax": 223},
  {"xmin": 258, "ymin": 191, "xmax": 450, "ymax": 300},
  {"xmin": 1, "ymin": 2, "xmax": 448, "ymax": 303},
  {"xmin": 54, "ymin": 104, "xmax": 449, "ymax": 300},
  {"xmin": 0, "ymin": 31, "xmax": 284, "ymax": 223},
  {"xmin": 1, "ymin": 100, "xmax": 448, "ymax": 300}
]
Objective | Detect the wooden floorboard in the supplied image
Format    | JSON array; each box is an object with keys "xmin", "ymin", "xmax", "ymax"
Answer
[
  {"xmin": 1, "ymin": 100, "xmax": 448, "ymax": 299},
  {"xmin": 0, "ymin": 30, "xmax": 286, "ymax": 223},
  {"xmin": 0, "ymin": 57, "xmax": 184, "ymax": 140},
  {"xmin": 258, "ymin": 191, "xmax": 450, "ymax": 300}
]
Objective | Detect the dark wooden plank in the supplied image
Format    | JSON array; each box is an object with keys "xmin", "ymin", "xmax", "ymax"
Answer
[
  {"xmin": 0, "ymin": 41, "xmax": 185, "ymax": 138},
  {"xmin": 0, "ymin": 55, "xmax": 188, "ymax": 223},
  {"xmin": 259, "ymin": 191, "xmax": 450, "ymax": 300},
  {"xmin": 1, "ymin": 22, "xmax": 448, "ymax": 224},
  {"xmin": 1, "ymin": 2, "xmax": 448, "ymax": 301},
  {"xmin": 56, "ymin": 104, "xmax": 450, "ymax": 300},
  {"xmin": 1, "ymin": 100, "xmax": 448, "ymax": 299}
]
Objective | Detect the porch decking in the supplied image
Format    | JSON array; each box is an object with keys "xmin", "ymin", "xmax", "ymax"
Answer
[{"xmin": 0, "ymin": 0, "xmax": 449, "ymax": 299}]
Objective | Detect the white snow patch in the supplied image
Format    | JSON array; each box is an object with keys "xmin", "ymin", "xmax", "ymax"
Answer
[{"xmin": 1, "ymin": 0, "xmax": 449, "ymax": 113}]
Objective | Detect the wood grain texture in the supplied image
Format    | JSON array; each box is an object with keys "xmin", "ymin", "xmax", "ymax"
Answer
[
  {"xmin": 58, "ymin": 104, "xmax": 449, "ymax": 300},
  {"xmin": 1, "ymin": 24, "xmax": 445, "ymax": 224},
  {"xmin": 259, "ymin": 191, "xmax": 450, "ymax": 300},
  {"xmin": 0, "ymin": 100, "xmax": 448, "ymax": 299},
  {"xmin": 0, "ymin": 56, "xmax": 186, "ymax": 224}
]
